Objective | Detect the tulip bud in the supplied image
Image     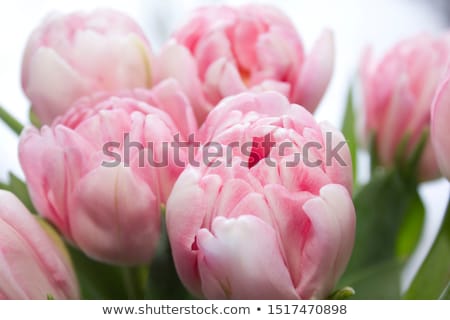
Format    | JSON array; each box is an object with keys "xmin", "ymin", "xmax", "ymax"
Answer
[
  {"xmin": 19, "ymin": 80, "xmax": 197, "ymax": 265},
  {"xmin": 360, "ymin": 33, "xmax": 450, "ymax": 180},
  {"xmin": 0, "ymin": 190, "xmax": 79, "ymax": 299},
  {"xmin": 166, "ymin": 92, "xmax": 355, "ymax": 299},
  {"xmin": 155, "ymin": 4, "xmax": 334, "ymax": 123},
  {"xmin": 21, "ymin": 9, "xmax": 152, "ymax": 124}
]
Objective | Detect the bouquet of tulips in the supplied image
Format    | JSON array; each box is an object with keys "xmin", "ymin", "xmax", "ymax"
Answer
[{"xmin": 0, "ymin": 4, "xmax": 448, "ymax": 300}]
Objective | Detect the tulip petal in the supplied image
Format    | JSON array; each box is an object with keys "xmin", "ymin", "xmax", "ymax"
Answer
[
  {"xmin": 155, "ymin": 43, "xmax": 210, "ymax": 123},
  {"xmin": 431, "ymin": 74, "xmax": 450, "ymax": 180},
  {"xmin": 70, "ymin": 165, "xmax": 160, "ymax": 265},
  {"xmin": 299, "ymin": 184, "xmax": 355, "ymax": 299},
  {"xmin": 166, "ymin": 168, "xmax": 223, "ymax": 296},
  {"xmin": 0, "ymin": 191, "xmax": 79, "ymax": 299},
  {"xmin": 196, "ymin": 215, "xmax": 298, "ymax": 299},
  {"xmin": 291, "ymin": 30, "xmax": 334, "ymax": 112},
  {"xmin": 24, "ymin": 47, "xmax": 89, "ymax": 124}
]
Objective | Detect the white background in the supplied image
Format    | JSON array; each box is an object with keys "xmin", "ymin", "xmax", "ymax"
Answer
[{"xmin": 0, "ymin": 0, "xmax": 448, "ymax": 290}]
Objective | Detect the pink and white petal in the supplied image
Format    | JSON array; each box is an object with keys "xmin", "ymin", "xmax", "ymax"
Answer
[
  {"xmin": 232, "ymin": 18, "xmax": 263, "ymax": 71},
  {"xmin": 203, "ymin": 58, "xmax": 246, "ymax": 105},
  {"xmin": 291, "ymin": 30, "xmax": 334, "ymax": 112},
  {"xmin": 155, "ymin": 42, "xmax": 210, "ymax": 123},
  {"xmin": 166, "ymin": 168, "xmax": 223, "ymax": 296},
  {"xmin": 149, "ymin": 79, "xmax": 198, "ymax": 138},
  {"xmin": 299, "ymin": 184, "xmax": 355, "ymax": 299},
  {"xmin": 194, "ymin": 30, "xmax": 234, "ymax": 78},
  {"xmin": 431, "ymin": 74, "xmax": 450, "ymax": 180},
  {"xmin": 70, "ymin": 165, "xmax": 160, "ymax": 265},
  {"xmin": 0, "ymin": 191, "xmax": 79, "ymax": 299},
  {"xmin": 196, "ymin": 215, "xmax": 298, "ymax": 299},
  {"xmin": 264, "ymin": 184, "xmax": 314, "ymax": 288},
  {"xmin": 319, "ymin": 121, "xmax": 353, "ymax": 193},
  {"xmin": 251, "ymin": 80, "xmax": 290, "ymax": 97},
  {"xmin": 24, "ymin": 47, "xmax": 89, "ymax": 124}
]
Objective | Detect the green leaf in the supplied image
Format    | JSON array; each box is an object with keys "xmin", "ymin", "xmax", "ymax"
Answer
[
  {"xmin": 339, "ymin": 259, "xmax": 403, "ymax": 299},
  {"xmin": 68, "ymin": 246, "xmax": 130, "ymax": 300},
  {"xmin": 145, "ymin": 211, "xmax": 193, "ymax": 299},
  {"xmin": 345, "ymin": 169, "xmax": 414, "ymax": 274},
  {"xmin": 0, "ymin": 105, "xmax": 24, "ymax": 135},
  {"xmin": 1, "ymin": 172, "xmax": 36, "ymax": 214},
  {"xmin": 341, "ymin": 88, "xmax": 358, "ymax": 183},
  {"xmin": 404, "ymin": 198, "xmax": 450, "ymax": 299},
  {"xmin": 396, "ymin": 191, "xmax": 425, "ymax": 260},
  {"xmin": 342, "ymin": 168, "xmax": 424, "ymax": 298}
]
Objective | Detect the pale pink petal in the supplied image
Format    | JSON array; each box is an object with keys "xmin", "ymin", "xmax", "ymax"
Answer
[
  {"xmin": 0, "ymin": 191, "xmax": 79, "ymax": 299},
  {"xmin": 196, "ymin": 215, "xmax": 298, "ymax": 299},
  {"xmin": 166, "ymin": 168, "xmax": 223, "ymax": 296},
  {"xmin": 24, "ymin": 48, "xmax": 89, "ymax": 124},
  {"xmin": 155, "ymin": 42, "xmax": 210, "ymax": 123},
  {"xmin": 70, "ymin": 165, "xmax": 160, "ymax": 265},
  {"xmin": 431, "ymin": 74, "xmax": 450, "ymax": 180},
  {"xmin": 319, "ymin": 121, "xmax": 353, "ymax": 193},
  {"xmin": 291, "ymin": 30, "xmax": 334, "ymax": 112},
  {"xmin": 299, "ymin": 184, "xmax": 355, "ymax": 299},
  {"xmin": 203, "ymin": 58, "xmax": 246, "ymax": 105}
]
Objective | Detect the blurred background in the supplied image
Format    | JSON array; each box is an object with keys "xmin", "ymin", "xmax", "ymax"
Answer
[{"xmin": 0, "ymin": 0, "xmax": 448, "ymax": 291}]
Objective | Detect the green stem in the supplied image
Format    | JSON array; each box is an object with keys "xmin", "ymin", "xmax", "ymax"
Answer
[
  {"xmin": 121, "ymin": 266, "xmax": 148, "ymax": 300},
  {"xmin": 0, "ymin": 105, "xmax": 24, "ymax": 135},
  {"xmin": 403, "ymin": 195, "xmax": 450, "ymax": 299}
]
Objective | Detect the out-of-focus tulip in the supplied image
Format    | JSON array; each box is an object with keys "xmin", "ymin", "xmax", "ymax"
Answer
[
  {"xmin": 21, "ymin": 9, "xmax": 152, "ymax": 124},
  {"xmin": 19, "ymin": 80, "xmax": 197, "ymax": 265},
  {"xmin": 0, "ymin": 190, "xmax": 79, "ymax": 299},
  {"xmin": 431, "ymin": 72, "xmax": 450, "ymax": 180},
  {"xmin": 155, "ymin": 4, "xmax": 334, "ymax": 123},
  {"xmin": 166, "ymin": 92, "xmax": 355, "ymax": 299},
  {"xmin": 360, "ymin": 34, "xmax": 450, "ymax": 180}
]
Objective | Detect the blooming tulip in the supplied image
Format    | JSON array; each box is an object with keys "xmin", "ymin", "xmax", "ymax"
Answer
[
  {"xmin": 166, "ymin": 92, "xmax": 355, "ymax": 299},
  {"xmin": 21, "ymin": 9, "xmax": 152, "ymax": 124},
  {"xmin": 155, "ymin": 4, "xmax": 334, "ymax": 123},
  {"xmin": 360, "ymin": 33, "xmax": 450, "ymax": 180},
  {"xmin": 0, "ymin": 190, "xmax": 79, "ymax": 299},
  {"xmin": 19, "ymin": 80, "xmax": 197, "ymax": 265},
  {"xmin": 431, "ymin": 72, "xmax": 450, "ymax": 180}
]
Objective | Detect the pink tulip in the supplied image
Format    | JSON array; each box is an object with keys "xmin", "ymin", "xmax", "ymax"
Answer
[
  {"xmin": 21, "ymin": 9, "xmax": 152, "ymax": 124},
  {"xmin": 166, "ymin": 92, "xmax": 355, "ymax": 299},
  {"xmin": 431, "ymin": 71, "xmax": 450, "ymax": 180},
  {"xmin": 0, "ymin": 190, "xmax": 79, "ymax": 299},
  {"xmin": 155, "ymin": 4, "xmax": 334, "ymax": 123},
  {"xmin": 360, "ymin": 33, "xmax": 450, "ymax": 180},
  {"xmin": 19, "ymin": 80, "xmax": 197, "ymax": 265}
]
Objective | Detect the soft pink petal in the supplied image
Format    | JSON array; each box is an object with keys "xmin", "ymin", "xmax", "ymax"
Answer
[
  {"xmin": 431, "ymin": 73, "xmax": 450, "ymax": 180},
  {"xmin": 291, "ymin": 30, "xmax": 334, "ymax": 112},
  {"xmin": 0, "ymin": 191, "xmax": 79, "ymax": 299},
  {"xmin": 196, "ymin": 215, "xmax": 298, "ymax": 299},
  {"xmin": 155, "ymin": 42, "xmax": 210, "ymax": 123},
  {"xmin": 299, "ymin": 184, "xmax": 355, "ymax": 299},
  {"xmin": 70, "ymin": 165, "xmax": 160, "ymax": 265}
]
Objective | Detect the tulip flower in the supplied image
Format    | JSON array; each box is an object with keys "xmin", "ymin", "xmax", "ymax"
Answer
[
  {"xmin": 0, "ymin": 190, "xmax": 79, "ymax": 299},
  {"xmin": 360, "ymin": 33, "xmax": 450, "ymax": 180},
  {"xmin": 166, "ymin": 92, "xmax": 355, "ymax": 299},
  {"xmin": 155, "ymin": 4, "xmax": 334, "ymax": 123},
  {"xmin": 431, "ymin": 72, "xmax": 450, "ymax": 180},
  {"xmin": 19, "ymin": 80, "xmax": 197, "ymax": 265},
  {"xmin": 21, "ymin": 9, "xmax": 152, "ymax": 124}
]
